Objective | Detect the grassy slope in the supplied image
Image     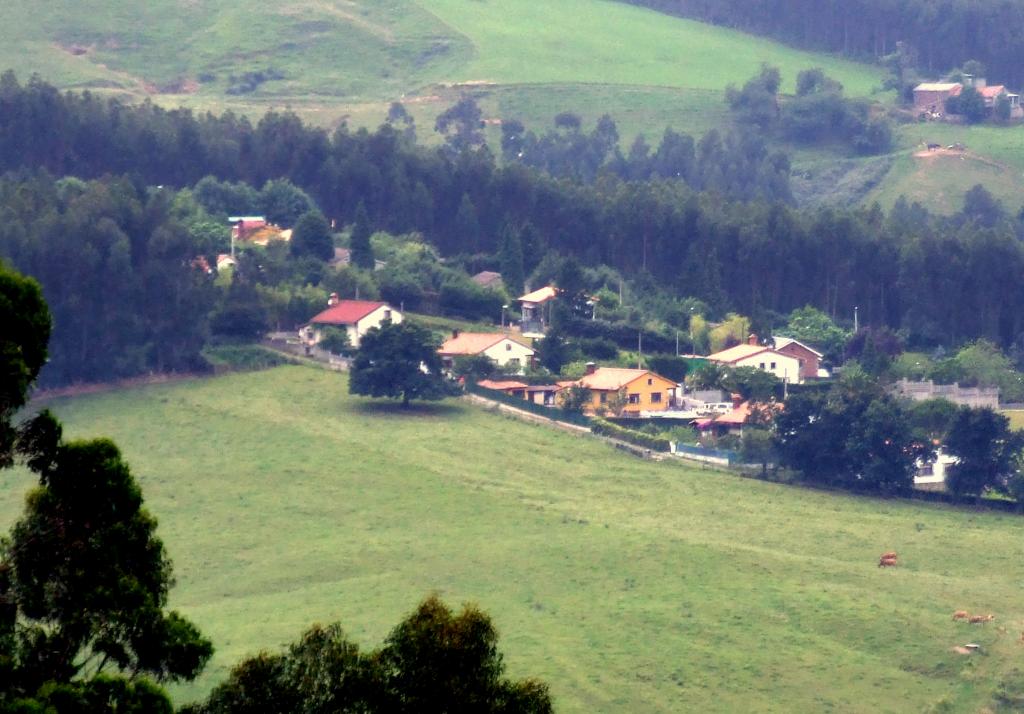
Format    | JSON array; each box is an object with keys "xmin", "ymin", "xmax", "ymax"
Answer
[
  {"xmin": 4, "ymin": 367, "xmax": 1024, "ymax": 712},
  {"xmin": 3, "ymin": 0, "xmax": 880, "ymax": 140}
]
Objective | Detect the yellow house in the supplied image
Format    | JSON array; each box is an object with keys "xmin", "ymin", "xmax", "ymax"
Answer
[{"xmin": 570, "ymin": 365, "xmax": 678, "ymax": 414}]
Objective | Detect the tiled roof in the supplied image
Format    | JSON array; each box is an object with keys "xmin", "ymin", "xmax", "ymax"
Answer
[
  {"xmin": 477, "ymin": 379, "xmax": 528, "ymax": 390},
  {"xmin": 518, "ymin": 286, "xmax": 559, "ymax": 303},
  {"xmin": 577, "ymin": 367, "xmax": 667, "ymax": 391},
  {"xmin": 439, "ymin": 333, "xmax": 532, "ymax": 356},
  {"xmin": 309, "ymin": 300, "xmax": 388, "ymax": 325},
  {"xmin": 773, "ymin": 337, "xmax": 823, "ymax": 357},
  {"xmin": 980, "ymin": 85, "xmax": 1006, "ymax": 98},
  {"xmin": 914, "ymin": 82, "xmax": 962, "ymax": 92},
  {"xmin": 707, "ymin": 343, "xmax": 771, "ymax": 363}
]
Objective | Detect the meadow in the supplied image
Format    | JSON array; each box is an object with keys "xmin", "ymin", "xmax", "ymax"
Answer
[
  {"xmin": 2, "ymin": 0, "xmax": 882, "ymax": 141},
  {"xmin": 4, "ymin": 366, "xmax": 1024, "ymax": 712}
]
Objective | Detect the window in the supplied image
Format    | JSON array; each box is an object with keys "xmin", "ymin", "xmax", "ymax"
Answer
[
  {"xmin": 651, "ymin": 393, "xmax": 662, "ymax": 403},
  {"xmin": 799, "ymin": 359, "xmax": 804, "ymax": 367},
  {"xmin": 508, "ymin": 358, "xmax": 520, "ymax": 368},
  {"xmin": 628, "ymin": 393, "xmax": 640, "ymax": 404},
  {"xmin": 647, "ymin": 378, "xmax": 653, "ymax": 385},
  {"xmin": 384, "ymin": 309, "xmax": 392, "ymax": 320},
  {"xmin": 600, "ymin": 392, "xmax": 608, "ymax": 404},
  {"xmin": 506, "ymin": 343, "xmax": 512, "ymax": 351},
  {"xmin": 770, "ymin": 362, "xmax": 776, "ymax": 369},
  {"xmin": 759, "ymin": 362, "xmax": 766, "ymax": 369}
]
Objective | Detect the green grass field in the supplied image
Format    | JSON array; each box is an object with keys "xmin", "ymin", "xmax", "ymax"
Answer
[
  {"xmin": 5, "ymin": 366, "xmax": 1024, "ymax": 711},
  {"xmin": 3, "ymin": 0, "xmax": 882, "ymax": 141}
]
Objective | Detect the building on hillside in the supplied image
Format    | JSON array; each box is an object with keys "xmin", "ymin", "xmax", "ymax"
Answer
[
  {"xmin": 525, "ymin": 384, "xmax": 561, "ymax": 407},
  {"xmin": 693, "ymin": 399, "xmax": 783, "ymax": 437},
  {"xmin": 471, "ymin": 271, "xmax": 505, "ymax": 290},
  {"xmin": 771, "ymin": 336, "xmax": 827, "ymax": 380},
  {"xmin": 215, "ymin": 253, "xmax": 237, "ymax": 272},
  {"xmin": 978, "ymin": 84, "xmax": 1023, "ymax": 116},
  {"xmin": 518, "ymin": 286, "xmax": 558, "ymax": 337},
  {"xmin": 914, "ymin": 448, "xmax": 959, "ymax": 486},
  {"xmin": 301, "ymin": 295, "xmax": 402, "ymax": 349},
  {"xmin": 570, "ymin": 364, "xmax": 678, "ymax": 415},
  {"xmin": 707, "ymin": 335, "xmax": 803, "ymax": 384},
  {"xmin": 438, "ymin": 331, "xmax": 535, "ymax": 374},
  {"xmin": 326, "ymin": 247, "xmax": 386, "ymax": 272},
  {"xmin": 913, "ymin": 82, "xmax": 962, "ymax": 115},
  {"xmin": 892, "ymin": 379, "xmax": 999, "ymax": 408},
  {"xmin": 476, "ymin": 379, "xmax": 528, "ymax": 399}
]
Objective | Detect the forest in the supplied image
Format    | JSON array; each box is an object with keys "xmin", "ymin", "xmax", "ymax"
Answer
[
  {"xmin": 620, "ymin": 0, "xmax": 1024, "ymax": 88},
  {"xmin": 2, "ymin": 73, "xmax": 1024, "ymax": 387}
]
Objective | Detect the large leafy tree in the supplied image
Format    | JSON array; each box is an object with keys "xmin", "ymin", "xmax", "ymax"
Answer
[
  {"xmin": 349, "ymin": 322, "xmax": 456, "ymax": 407},
  {"xmin": 0, "ymin": 262, "xmax": 50, "ymax": 467},
  {"xmin": 191, "ymin": 596, "xmax": 551, "ymax": 714},
  {"xmin": 945, "ymin": 407, "xmax": 1024, "ymax": 501},
  {"xmin": 1, "ymin": 263, "xmax": 212, "ymax": 710},
  {"xmin": 290, "ymin": 209, "xmax": 334, "ymax": 261}
]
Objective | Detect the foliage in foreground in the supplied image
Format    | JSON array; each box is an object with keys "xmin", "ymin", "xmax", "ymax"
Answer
[
  {"xmin": 349, "ymin": 322, "xmax": 458, "ymax": 407},
  {"xmin": 187, "ymin": 596, "xmax": 552, "ymax": 714}
]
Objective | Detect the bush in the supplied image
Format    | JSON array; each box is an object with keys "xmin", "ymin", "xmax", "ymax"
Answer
[
  {"xmin": 578, "ymin": 337, "xmax": 619, "ymax": 360},
  {"xmin": 439, "ymin": 277, "xmax": 503, "ymax": 321},
  {"xmin": 590, "ymin": 417, "xmax": 671, "ymax": 451},
  {"xmin": 203, "ymin": 345, "xmax": 291, "ymax": 371}
]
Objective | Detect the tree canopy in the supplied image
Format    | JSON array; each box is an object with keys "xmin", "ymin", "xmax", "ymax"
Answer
[{"xmin": 349, "ymin": 322, "xmax": 456, "ymax": 407}]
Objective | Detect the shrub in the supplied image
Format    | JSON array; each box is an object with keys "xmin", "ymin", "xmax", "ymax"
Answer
[{"xmin": 590, "ymin": 417, "xmax": 671, "ymax": 451}]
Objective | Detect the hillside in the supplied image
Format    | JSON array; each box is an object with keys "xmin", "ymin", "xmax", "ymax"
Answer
[
  {"xmin": 4, "ymin": 367, "xmax": 1024, "ymax": 711},
  {"xmin": 2, "ymin": 0, "xmax": 882, "ymax": 142}
]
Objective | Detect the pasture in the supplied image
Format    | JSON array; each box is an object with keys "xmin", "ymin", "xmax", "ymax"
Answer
[
  {"xmin": 2, "ymin": 0, "xmax": 882, "ymax": 142},
  {"xmin": 4, "ymin": 366, "xmax": 1024, "ymax": 711}
]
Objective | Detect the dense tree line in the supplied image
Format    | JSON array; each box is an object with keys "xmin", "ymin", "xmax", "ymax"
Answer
[
  {"xmin": 5, "ymin": 75, "xmax": 1024, "ymax": 388},
  {"xmin": 618, "ymin": 0, "xmax": 1024, "ymax": 89}
]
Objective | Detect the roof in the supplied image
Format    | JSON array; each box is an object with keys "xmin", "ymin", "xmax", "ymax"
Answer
[
  {"xmin": 577, "ymin": 367, "xmax": 672, "ymax": 391},
  {"xmin": 471, "ymin": 271, "xmax": 504, "ymax": 289},
  {"xmin": 980, "ymin": 85, "xmax": 1006, "ymax": 98},
  {"xmin": 525, "ymin": 384, "xmax": 560, "ymax": 392},
  {"xmin": 706, "ymin": 343, "xmax": 772, "ymax": 363},
  {"xmin": 518, "ymin": 286, "xmax": 559, "ymax": 304},
  {"xmin": 477, "ymin": 379, "xmax": 528, "ymax": 391},
  {"xmin": 227, "ymin": 216, "xmax": 266, "ymax": 222},
  {"xmin": 773, "ymin": 337, "xmax": 823, "ymax": 358},
  {"xmin": 309, "ymin": 300, "xmax": 388, "ymax": 326},
  {"xmin": 439, "ymin": 332, "xmax": 533, "ymax": 356},
  {"xmin": 914, "ymin": 82, "xmax": 962, "ymax": 92},
  {"xmin": 712, "ymin": 401, "xmax": 783, "ymax": 426}
]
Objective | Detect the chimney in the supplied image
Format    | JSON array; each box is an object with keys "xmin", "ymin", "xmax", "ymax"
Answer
[
  {"xmin": 585, "ymin": 362, "xmax": 597, "ymax": 375},
  {"xmin": 328, "ymin": 292, "xmax": 340, "ymax": 306},
  {"xmin": 452, "ymin": 329, "xmax": 461, "ymax": 339},
  {"xmin": 747, "ymin": 333, "xmax": 759, "ymax": 346}
]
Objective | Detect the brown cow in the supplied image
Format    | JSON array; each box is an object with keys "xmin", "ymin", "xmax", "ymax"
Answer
[
  {"xmin": 878, "ymin": 556, "xmax": 898, "ymax": 567},
  {"xmin": 969, "ymin": 614, "xmax": 995, "ymax": 624},
  {"xmin": 880, "ymin": 551, "xmax": 898, "ymax": 560},
  {"xmin": 952, "ymin": 610, "xmax": 970, "ymax": 621}
]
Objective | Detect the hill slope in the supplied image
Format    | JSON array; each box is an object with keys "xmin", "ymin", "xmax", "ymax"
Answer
[
  {"xmin": 3, "ymin": 366, "xmax": 1024, "ymax": 712},
  {"xmin": 1, "ymin": 0, "xmax": 882, "ymax": 141}
]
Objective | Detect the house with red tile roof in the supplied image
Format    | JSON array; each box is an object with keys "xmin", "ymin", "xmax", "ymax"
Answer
[
  {"xmin": 707, "ymin": 334, "xmax": 803, "ymax": 384},
  {"xmin": 301, "ymin": 294, "xmax": 402, "ymax": 349},
  {"xmin": 439, "ymin": 331, "xmax": 535, "ymax": 374}
]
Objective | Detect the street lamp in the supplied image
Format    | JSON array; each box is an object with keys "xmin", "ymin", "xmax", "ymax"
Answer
[
  {"xmin": 854, "ymin": 306, "xmax": 859, "ymax": 333},
  {"xmin": 501, "ymin": 304, "xmax": 509, "ymax": 329}
]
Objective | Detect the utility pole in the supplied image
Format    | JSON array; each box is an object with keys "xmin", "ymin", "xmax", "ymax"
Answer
[
  {"xmin": 854, "ymin": 305, "xmax": 859, "ymax": 333},
  {"xmin": 637, "ymin": 330, "xmax": 643, "ymax": 369},
  {"xmin": 676, "ymin": 330, "xmax": 680, "ymax": 356}
]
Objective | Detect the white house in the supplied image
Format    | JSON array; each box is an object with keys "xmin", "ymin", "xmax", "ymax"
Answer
[
  {"xmin": 438, "ymin": 331, "xmax": 535, "ymax": 374},
  {"xmin": 301, "ymin": 295, "xmax": 402, "ymax": 349},
  {"xmin": 707, "ymin": 334, "xmax": 803, "ymax": 384},
  {"xmin": 914, "ymin": 448, "xmax": 959, "ymax": 486}
]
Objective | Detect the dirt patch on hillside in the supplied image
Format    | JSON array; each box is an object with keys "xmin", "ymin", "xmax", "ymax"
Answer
[
  {"xmin": 913, "ymin": 148, "xmax": 1008, "ymax": 170},
  {"xmin": 278, "ymin": 1, "xmax": 395, "ymax": 41}
]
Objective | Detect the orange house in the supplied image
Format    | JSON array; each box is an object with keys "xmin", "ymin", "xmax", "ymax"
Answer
[{"xmin": 569, "ymin": 365, "xmax": 678, "ymax": 414}]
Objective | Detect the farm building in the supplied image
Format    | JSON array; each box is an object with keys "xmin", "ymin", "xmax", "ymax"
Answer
[
  {"xmin": 913, "ymin": 82, "xmax": 962, "ymax": 114},
  {"xmin": 438, "ymin": 331, "xmax": 535, "ymax": 374},
  {"xmin": 301, "ymin": 295, "xmax": 402, "ymax": 349}
]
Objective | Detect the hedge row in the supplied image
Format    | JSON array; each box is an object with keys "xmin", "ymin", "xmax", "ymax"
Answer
[{"xmin": 590, "ymin": 417, "xmax": 671, "ymax": 451}]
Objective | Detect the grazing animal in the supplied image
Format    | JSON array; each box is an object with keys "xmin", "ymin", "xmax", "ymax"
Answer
[
  {"xmin": 927, "ymin": 142, "xmax": 941, "ymax": 151},
  {"xmin": 878, "ymin": 556, "xmax": 898, "ymax": 567},
  {"xmin": 969, "ymin": 614, "xmax": 995, "ymax": 624},
  {"xmin": 880, "ymin": 551, "xmax": 898, "ymax": 560},
  {"xmin": 952, "ymin": 610, "xmax": 970, "ymax": 621}
]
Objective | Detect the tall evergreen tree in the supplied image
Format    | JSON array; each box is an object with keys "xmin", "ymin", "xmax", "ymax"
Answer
[
  {"xmin": 498, "ymin": 221, "xmax": 525, "ymax": 297},
  {"xmin": 453, "ymin": 194, "xmax": 482, "ymax": 255},
  {"xmin": 350, "ymin": 201, "xmax": 375, "ymax": 271}
]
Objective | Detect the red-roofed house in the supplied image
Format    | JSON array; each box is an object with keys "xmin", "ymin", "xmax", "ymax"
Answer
[
  {"xmin": 707, "ymin": 334, "xmax": 803, "ymax": 383},
  {"xmin": 772, "ymin": 336, "xmax": 825, "ymax": 381},
  {"xmin": 301, "ymin": 294, "xmax": 402, "ymax": 349},
  {"xmin": 439, "ymin": 331, "xmax": 535, "ymax": 374},
  {"xmin": 694, "ymin": 400, "xmax": 783, "ymax": 436},
  {"xmin": 477, "ymin": 379, "xmax": 529, "ymax": 398}
]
